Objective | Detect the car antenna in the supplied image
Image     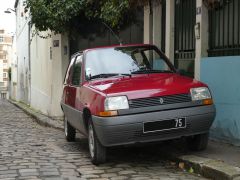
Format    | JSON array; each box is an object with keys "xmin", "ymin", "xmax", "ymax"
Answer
[{"xmin": 102, "ymin": 22, "xmax": 123, "ymax": 45}]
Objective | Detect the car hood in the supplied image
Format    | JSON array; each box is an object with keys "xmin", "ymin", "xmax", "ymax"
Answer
[{"xmin": 87, "ymin": 73, "xmax": 207, "ymax": 99}]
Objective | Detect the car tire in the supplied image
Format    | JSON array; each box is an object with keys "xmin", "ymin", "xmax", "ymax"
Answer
[
  {"xmin": 64, "ymin": 116, "xmax": 76, "ymax": 142},
  {"xmin": 187, "ymin": 133, "xmax": 209, "ymax": 151},
  {"xmin": 88, "ymin": 120, "xmax": 106, "ymax": 165}
]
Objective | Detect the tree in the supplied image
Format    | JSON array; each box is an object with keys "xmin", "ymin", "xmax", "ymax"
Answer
[{"xmin": 24, "ymin": 0, "xmax": 146, "ymax": 35}]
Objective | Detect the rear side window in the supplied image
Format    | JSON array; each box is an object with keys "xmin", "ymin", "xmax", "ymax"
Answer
[
  {"xmin": 71, "ymin": 55, "xmax": 83, "ymax": 86},
  {"xmin": 64, "ymin": 56, "xmax": 76, "ymax": 85}
]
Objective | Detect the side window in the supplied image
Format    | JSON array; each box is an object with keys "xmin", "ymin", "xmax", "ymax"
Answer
[{"xmin": 71, "ymin": 55, "xmax": 83, "ymax": 86}]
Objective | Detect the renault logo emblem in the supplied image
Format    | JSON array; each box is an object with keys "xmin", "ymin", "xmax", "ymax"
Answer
[{"xmin": 159, "ymin": 98, "xmax": 164, "ymax": 104}]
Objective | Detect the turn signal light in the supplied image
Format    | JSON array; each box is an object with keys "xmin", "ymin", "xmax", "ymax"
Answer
[
  {"xmin": 203, "ymin": 99, "xmax": 213, "ymax": 105},
  {"xmin": 99, "ymin": 111, "xmax": 118, "ymax": 117}
]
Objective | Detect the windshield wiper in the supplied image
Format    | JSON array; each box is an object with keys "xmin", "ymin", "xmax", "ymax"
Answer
[
  {"xmin": 131, "ymin": 69, "xmax": 174, "ymax": 74},
  {"xmin": 89, "ymin": 73, "xmax": 131, "ymax": 80}
]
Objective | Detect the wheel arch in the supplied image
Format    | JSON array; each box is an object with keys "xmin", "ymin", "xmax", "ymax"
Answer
[{"xmin": 83, "ymin": 107, "xmax": 92, "ymax": 132}]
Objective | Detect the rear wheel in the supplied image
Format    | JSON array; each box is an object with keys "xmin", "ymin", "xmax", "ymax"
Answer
[
  {"xmin": 187, "ymin": 133, "xmax": 209, "ymax": 151},
  {"xmin": 64, "ymin": 116, "xmax": 76, "ymax": 142},
  {"xmin": 88, "ymin": 120, "xmax": 106, "ymax": 165}
]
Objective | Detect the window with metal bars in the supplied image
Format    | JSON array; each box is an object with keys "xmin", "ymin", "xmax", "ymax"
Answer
[{"xmin": 208, "ymin": 0, "xmax": 240, "ymax": 57}]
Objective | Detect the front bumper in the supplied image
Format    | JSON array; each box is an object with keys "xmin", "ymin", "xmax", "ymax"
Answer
[{"xmin": 92, "ymin": 105, "xmax": 216, "ymax": 147}]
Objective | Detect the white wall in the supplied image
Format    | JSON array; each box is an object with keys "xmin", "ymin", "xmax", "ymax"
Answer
[
  {"xmin": 50, "ymin": 33, "xmax": 69, "ymax": 117},
  {"xmin": 15, "ymin": 0, "xmax": 69, "ymax": 118},
  {"xmin": 30, "ymin": 29, "xmax": 52, "ymax": 115},
  {"xmin": 10, "ymin": 35, "xmax": 17, "ymax": 100},
  {"xmin": 15, "ymin": 0, "xmax": 30, "ymax": 103},
  {"xmin": 30, "ymin": 31, "xmax": 69, "ymax": 118}
]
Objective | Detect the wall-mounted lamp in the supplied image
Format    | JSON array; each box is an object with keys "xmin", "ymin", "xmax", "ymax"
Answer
[{"xmin": 4, "ymin": 8, "xmax": 16, "ymax": 14}]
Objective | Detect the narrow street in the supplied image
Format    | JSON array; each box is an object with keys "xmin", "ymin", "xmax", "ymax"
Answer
[{"xmin": 0, "ymin": 99, "xmax": 206, "ymax": 180}]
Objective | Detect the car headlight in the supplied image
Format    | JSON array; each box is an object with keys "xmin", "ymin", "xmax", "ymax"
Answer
[
  {"xmin": 104, "ymin": 96, "xmax": 129, "ymax": 111},
  {"xmin": 190, "ymin": 87, "xmax": 212, "ymax": 101}
]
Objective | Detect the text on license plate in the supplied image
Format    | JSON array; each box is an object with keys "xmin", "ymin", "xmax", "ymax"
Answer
[{"xmin": 143, "ymin": 118, "xmax": 186, "ymax": 133}]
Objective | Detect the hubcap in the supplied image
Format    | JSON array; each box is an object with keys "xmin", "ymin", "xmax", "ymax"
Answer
[
  {"xmin": 64, "ymin": 117, "xmax": 68, "ymax": 137},
  {"xmin": 88, "ymin": 124, "xmax": 95, "ymax": 158}
]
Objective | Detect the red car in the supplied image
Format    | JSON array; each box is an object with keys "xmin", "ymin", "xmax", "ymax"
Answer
[{"xmin": 61, "ymin": 44, "xmax": 216, "ymax": 165}]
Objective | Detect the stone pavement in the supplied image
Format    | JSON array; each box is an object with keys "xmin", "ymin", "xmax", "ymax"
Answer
[{"xmin": 0, "ymin": 99, "xmax": 206, "ymax": 180}]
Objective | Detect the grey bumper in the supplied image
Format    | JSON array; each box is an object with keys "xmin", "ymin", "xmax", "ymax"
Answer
[{"xmin": 92, "ymin": 105, "xmax": 216, "ymax": 147}]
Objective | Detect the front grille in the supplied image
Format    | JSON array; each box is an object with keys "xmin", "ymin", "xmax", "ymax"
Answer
[{"xmin": 129, "ymin": 94, "xmax": 191, "ymax": 109}]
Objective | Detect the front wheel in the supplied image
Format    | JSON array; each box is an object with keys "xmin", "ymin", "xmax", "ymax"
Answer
[
  {"xmin": 187, "ymin": 133, "xmax": 209, "ymax": 151},
  {"xmin": 88, "ymin": 121, "xmax": 106, "ymax": 165},
  {"xmin": 64, "ymin": 116, "xmax": 76, "ymax": 142}
]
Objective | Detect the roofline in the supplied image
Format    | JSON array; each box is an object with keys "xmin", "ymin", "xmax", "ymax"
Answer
[{"xmin": 14, "ymin": 0, "xmax": 19, "ymax": 8}]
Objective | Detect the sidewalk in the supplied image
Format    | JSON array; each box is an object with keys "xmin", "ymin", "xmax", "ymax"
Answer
[
  {"xmin": 9, "ymin": 99, "xmax": 240, "ymax": 180},
  {"xmin": 162, "ymin": 139, "xmax": 240, "ymax": 180},
  {"xmin": 9, "ymin": 99, "xmax": 64, "ymax": 130}
]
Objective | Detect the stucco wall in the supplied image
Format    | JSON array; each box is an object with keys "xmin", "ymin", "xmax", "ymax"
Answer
[
  {"xmin": 30, "ymin": 32, "xmax": 69, "ymax": 118},
  {"xmin": 15, "ymin": 0, "xmax": 31, "ymax": 103},
  {"xmin": 201, "ymin": 56, "xmax": 240, "ymax": 146},
  {"xmin": 30, "ymin": 30, "xmax": 52, "ymax": 115}
]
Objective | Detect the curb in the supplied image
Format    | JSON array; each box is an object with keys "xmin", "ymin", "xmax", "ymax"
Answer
[
  {"xmin": 169, "ymin": 154, "xmax": 240, "ymax": 180},
  {"xmin": 9, "ymin": 99, "xmax": 64, "ymax": 131}
]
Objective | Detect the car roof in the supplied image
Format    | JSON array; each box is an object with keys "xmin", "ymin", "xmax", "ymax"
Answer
[{"xmin": 83, "ymin": 44, "xmax": 154, "ymax": 53}]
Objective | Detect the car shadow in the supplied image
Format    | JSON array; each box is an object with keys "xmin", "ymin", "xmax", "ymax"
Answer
[{"xmin": 65, "ymin": 133, "xmax": 196, "ymax": 164}]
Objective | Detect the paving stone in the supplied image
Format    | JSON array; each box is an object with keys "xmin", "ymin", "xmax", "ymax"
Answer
[
  {"xmin": 0, "ymin": 167, "xmax": 8, "ymax": 171},
  {"xmin": 80, "ymin": 174, "xmax": 100, "ymax": 179},
  {"xmin": 9, "ymin": 166, "xmax": 27, "ymax": 170},
  {"xmin": 40, "ymin": 168, "xmax": 58, "ymax": 172},
  {"xmin": 81, "ymin": 169, "xmax": 105, "ymax": 174},
  {"xmin": 118, "ymin": 170, "xmax": 137, "ymax": 175},
  {"xmin": 106, "ymin": 168, "xmax": 124, "ymax": 173},
  {"xmin": 19, "ymin": 172, "xmax": 39, "ymax": 177},
  {"xmin": 0, "ymin": 170, "xmax": 17, "ymax": 175},
  {"xmin": 101, "ymin": 173, "xmax": 118, "ymax": 178},
  {"xmin": 0, "ymin": 174, "xmax": 18, "ymax": 178},
  {"xmin": 42, "ymin": 171, "xmax": 60, "ymax": 176},
  {"xmin": 19, "ymin": 169, "xmax": 38, "ymax": 173},
  {"xmin": 110, "ymin": 176, "xmax": 128, "ymax": 180}
]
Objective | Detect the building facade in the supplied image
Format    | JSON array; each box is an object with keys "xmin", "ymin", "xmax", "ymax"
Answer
[
  {"xmin": 0, "ymin": 29, "xmax": 12, "ymax": 99},
  {"xmin": 14, "ymin": 0, "xmax": 70, "ymax": 119},
  {"xmin": 144, "ymin": 0, "xmax": 240, "ymax": 145},
  {"xmin": 14, "ymin": 0, "xmax": 31, "ymax": 104}
]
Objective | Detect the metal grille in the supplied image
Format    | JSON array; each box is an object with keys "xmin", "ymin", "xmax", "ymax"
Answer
[
  {"xmin": 129, "ymin": 94, "xmax": 191, "ymax": 109},
  {"xmin": 174, "ymin": 0, "xmax": 196, "ymax": 77},
  {"xmin": 208, "ymin": 0, "xmax": 240, "ymax": 56}
]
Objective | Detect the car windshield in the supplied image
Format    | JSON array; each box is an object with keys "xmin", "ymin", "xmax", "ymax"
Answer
[{"xmin": 85, "ymin": 46, "xmax": 175, "ymax": 80}]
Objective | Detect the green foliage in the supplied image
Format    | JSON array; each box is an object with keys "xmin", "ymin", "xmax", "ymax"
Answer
[{"xmin": 24, "ymin": 0, "xmax": 141, "ymax": 34}]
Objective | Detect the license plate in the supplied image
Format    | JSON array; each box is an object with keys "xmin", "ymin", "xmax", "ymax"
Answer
[{"xmin": 143, "ymin": 118, "xmax": 186, "ymax": 133}]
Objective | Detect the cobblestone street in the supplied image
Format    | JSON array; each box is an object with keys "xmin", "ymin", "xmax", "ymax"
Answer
[{"xmin": 0, "ymin": 99, "xmax": 207, "ymax": 180}]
